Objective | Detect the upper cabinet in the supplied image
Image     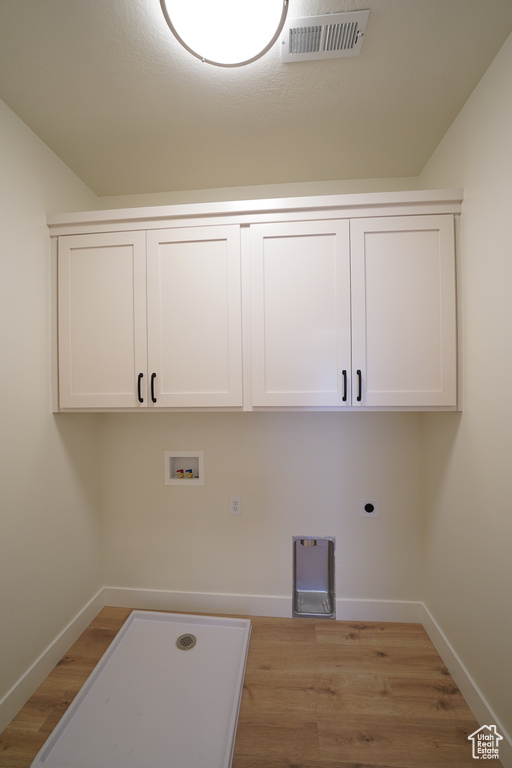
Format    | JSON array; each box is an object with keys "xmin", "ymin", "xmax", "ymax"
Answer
[
  {"xmin": 49, "ymin": 190, "xmax": 461, "ymax": 412},
  {"xmin": 350, "ymin": 215, "xmax": 456, "ymax": 407},
  {"xmin": 249, "ymin": 214, "xmax": 456, "ymax": 409},
  {"xmin": 58, "ymin": 226, "xmax": 243, "ymax": 409}
]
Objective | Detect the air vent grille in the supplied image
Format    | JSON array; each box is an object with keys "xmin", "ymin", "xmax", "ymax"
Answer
[
  {"xmin": 289, "ymin": 25, "xmax": 322, "ymax": 55},
  {"xmin": 281, "ymin": 10, "xmax": 369, "ymax": 62}
]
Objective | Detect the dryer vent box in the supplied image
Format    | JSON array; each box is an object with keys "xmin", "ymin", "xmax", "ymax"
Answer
[
  {"xmin": 292, "ymin": 536, "xmax": 335, "ymax": 619},
  {"xmin": 281, "ymin": 10, "xmax": 369, "ymax": 63}
]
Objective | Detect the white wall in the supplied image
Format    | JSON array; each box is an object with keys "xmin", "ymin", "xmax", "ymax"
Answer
[
  {"xmin": 0, "ymin": 100, "xmax": 101, "ymax": 719},
  {"xmin": 100, "ymin": 411, "xmax": 424, "ymax": 606},
  {"xmin": 419, "ymin": 32, "xmax": 512, "ymax": 739}
]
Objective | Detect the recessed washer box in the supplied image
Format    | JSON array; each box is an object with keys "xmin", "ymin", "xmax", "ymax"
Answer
[
  {"xmin": 31, "ymin": 611, "xmax": 251, "ymax": 768},
  {"xmin": 165, "ymin": 450, "xmax": 204, "ymax": 485}
]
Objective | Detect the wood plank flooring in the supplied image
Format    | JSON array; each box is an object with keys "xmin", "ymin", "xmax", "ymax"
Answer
[{"xmin": 0, "ymin": 607, "xmax": 496, "ymax": 768}]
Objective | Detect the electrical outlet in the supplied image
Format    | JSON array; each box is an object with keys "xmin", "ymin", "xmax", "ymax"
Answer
[
  {"xmin": 360, "ymin": 499, "xmax": 380, "ymax": 518},
  {"xmin": 230, "ymin": 496, "xmax": 242, "ymax": 515}
]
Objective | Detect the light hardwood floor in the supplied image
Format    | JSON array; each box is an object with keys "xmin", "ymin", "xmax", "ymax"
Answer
[{"xmin": 0, "ymin": 607, "xmax": 496, "ymax": 768}]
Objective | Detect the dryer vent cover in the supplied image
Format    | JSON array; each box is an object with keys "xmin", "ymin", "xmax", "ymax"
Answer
[{"xmin": 281, "ymin": 10, "xmax": 369, "ymax": 62}]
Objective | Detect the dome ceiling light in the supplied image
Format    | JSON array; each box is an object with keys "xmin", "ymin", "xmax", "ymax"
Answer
[{"xmin": 160, "ymin": 0, "xmax": 289, "ymax": 68}]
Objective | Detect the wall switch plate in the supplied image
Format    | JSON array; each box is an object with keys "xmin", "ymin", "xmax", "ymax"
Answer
[
  {"xmin": 230, "ymin": 496, "xmax": 242, "ymax": 515},
  {"xmin": 360, "ymin": 499, "xmax": 380, "ymax": 518}
]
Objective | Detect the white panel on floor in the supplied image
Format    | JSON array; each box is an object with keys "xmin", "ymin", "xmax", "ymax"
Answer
[{"xmin": 31, "ymin": 611, "xmax": 251, "ymax": 768}]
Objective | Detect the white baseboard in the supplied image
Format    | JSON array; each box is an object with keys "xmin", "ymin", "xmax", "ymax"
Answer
[
  {"xmin": 422, "ymin": 604, "xmax": 511, "ymax": 768},
  {"xmin": 103, "ymin": 586, "xmax": 424, "ymax": 624},
  {"xmin": 336, "ymin": 598, "xmax": 423, "ymax": 622},
  {"xmin": 0, "ymin": 588, "xmax": 105, "ymax": 734},
  {"xmin": 102, "ymin": 586, "xmax": 292, "ymax": 617}
]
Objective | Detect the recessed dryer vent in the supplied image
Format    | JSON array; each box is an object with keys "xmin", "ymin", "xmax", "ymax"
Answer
[
  {"xmin": 292, "ymin": 536, "xmax": 335, "ymax": 619},
  {"xmin": 281, "ymin": 10, "xmax": 369, "ymax": 62}
]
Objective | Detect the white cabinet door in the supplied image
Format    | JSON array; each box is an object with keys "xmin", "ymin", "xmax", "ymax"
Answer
[
  {"xmin": 350, "ymin": 215, "xmax": 457, "ymax": 407},
  {"xmin": 58, "ymin": 231, "xmax": 147, "ymax": 408},
  {"xmin": 250, "ymin": 220, "xmax": 351, "ymax": 407},
  {"xmin": 146, "ymin": 226, "xmax": 243, "ymax": 407}
]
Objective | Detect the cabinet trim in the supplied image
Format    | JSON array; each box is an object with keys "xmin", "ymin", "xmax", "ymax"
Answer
[{"xmin": 47, "ymin": 190, "xmax": 462, "ymax": 237}]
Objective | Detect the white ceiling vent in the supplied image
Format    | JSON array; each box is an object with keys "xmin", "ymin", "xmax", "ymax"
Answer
[{"xmin": 281, "ymin": 10, "xmax": 369, "ymax": 63}]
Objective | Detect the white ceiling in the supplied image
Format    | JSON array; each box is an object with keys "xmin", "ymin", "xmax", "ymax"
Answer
[{"xmin": 1, "ymin": 0, "xmax": 512, "ymax": 197}]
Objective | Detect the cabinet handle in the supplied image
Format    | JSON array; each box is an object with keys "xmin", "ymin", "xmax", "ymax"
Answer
[
  {"xmin": 151, "ymin": 372, "xmax": 157, "ymax": 403},
  {"xmin": 137, "ymin": 372, "xmax": 144, "ymax": 403},
  {"xmin": 356, "ymin": 369, "xmax": 362, "ymax": 402},
  {"xmin": 342, "ymin": 370, "xmax": 347, "ymax": 402}
]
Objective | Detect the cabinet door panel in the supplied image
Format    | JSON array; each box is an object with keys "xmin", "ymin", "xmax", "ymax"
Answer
[
  {"xmin": 250, "ymin": 220, "xmax": 351, "ymax": 406},
  {"xmin": 147, "ymin": 227, "xmax": 242, "ymax": 407},
  {"xmin": 351, "ymin": 215, "xmax": 456, "ymax": 407},
  {"xmin": 58, "ymin": 232, "xmax": 147, "ymax": 408}
]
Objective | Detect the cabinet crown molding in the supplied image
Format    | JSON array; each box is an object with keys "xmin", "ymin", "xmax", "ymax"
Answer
[{"xmin": 47, "ymin": 189, "xmax": 463, "ymax": 237}]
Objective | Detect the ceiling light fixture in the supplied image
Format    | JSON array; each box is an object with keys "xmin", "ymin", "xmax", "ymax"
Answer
[{"xmin": 160, "ymin": 0, "xmax": 289, "ymax": 67}]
